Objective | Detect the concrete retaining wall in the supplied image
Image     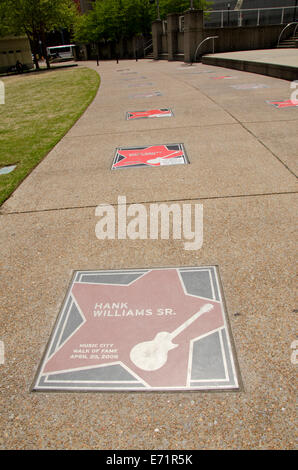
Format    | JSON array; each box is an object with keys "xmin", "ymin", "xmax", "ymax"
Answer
[
  {"xmin": 152, "ymin": 9, "xmax": 292, "ymax": 62},
  {"xmin": 85, "ymin": 36, "xmax": 148, "ymax": 61}
]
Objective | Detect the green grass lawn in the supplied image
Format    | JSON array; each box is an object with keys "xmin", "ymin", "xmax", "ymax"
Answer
[{"xmin": 0, "ymin": 66, "xmax": 100, "ymax": 206}]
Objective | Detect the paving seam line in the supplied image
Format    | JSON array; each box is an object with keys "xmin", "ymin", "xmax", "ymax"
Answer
[{"xmin": 1, "ymin": 191, "xmax": 297, "ymax": 216}]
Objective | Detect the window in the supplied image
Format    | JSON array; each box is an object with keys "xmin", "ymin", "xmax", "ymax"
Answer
[{"xmin": 49, "ymin": 46, "xmax": 71, "ymax": 54}]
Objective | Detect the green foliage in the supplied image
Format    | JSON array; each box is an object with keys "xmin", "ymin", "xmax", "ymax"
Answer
[
  {"xmin": 74, "ymin": 0, "xmax": 213, "ymax": 44},
  {"xmin": 1, "ymin": 0, "xmax": 213, "ymax": 48},
  {"xmin": 0, "ymin": 0, "xmax": 78, "ymax": 67},
  {"xmin": 0, "ymin": 0, "xmax": 77, "ymax": 37},
  {"xmin": 159, "ymin": 1, "xmax": 213, "ymax": 18},
  {"xmin": 0, "ymin": 1, "xmax": 16, "ymax": 37},
  {"xmin": 74, "ymin": 0, "xmax": 155, "ymax": 43}
]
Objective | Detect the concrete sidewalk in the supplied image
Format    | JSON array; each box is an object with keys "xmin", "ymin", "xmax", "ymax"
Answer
[{"xmin": 0, "ymin": 59, "xmax": 297, "ymax": 449}]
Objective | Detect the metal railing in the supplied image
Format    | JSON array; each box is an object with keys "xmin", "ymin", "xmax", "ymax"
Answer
[
  {"xmin": 143, "ymin": 39, "xmax": 153, "ymax": 57},
  {"xmin": 277, "ymin": 21, "xmax": 298, "ymax": 45},
  {"xmin": 204, "ymin": 6, "xmax": 298, "ymax": 29},
  {"xmin": 193, "ymin": 36, "xmax": 218, "ymax": 63}
]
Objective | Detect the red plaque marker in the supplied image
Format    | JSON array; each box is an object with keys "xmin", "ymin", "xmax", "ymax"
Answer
[
  {"xmin": 211, "ymin": 76, "xmax": 236, "ymax": 80},
  {"xmin": 112, "ymin": 143, "xmax": 188, "ymax": 169},
  {"xmin": 267, "ymin": 99, "xmax": 298, "ymax": 109},
  {"xmin": 126, "ymin": 108, "xmax": 173, "ymax": 120},
  {"xmin": 33, "ymin": 267, "xmax": 240, "ymax": 392}
]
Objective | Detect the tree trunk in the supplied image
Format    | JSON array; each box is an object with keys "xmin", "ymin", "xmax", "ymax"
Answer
[
  {"xmin": 28, "ymin": 36, "xmax": 39, "ymax": 70},
  {"xmin": 33, "ymin": 53, "xmax": 40, "ymax": 70},
  {"xmin": 41, "ymin": 28, "xmax": 50, "ymax": 69}
]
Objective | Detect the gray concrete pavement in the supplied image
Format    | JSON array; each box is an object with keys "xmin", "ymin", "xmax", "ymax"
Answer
[
  {"xmin": 203, "ymin": 48, "xmax": 298, "ymax": 81},
  {"xmin": 0, "ymin": 58, "xmax": 297, "ymax": 449},
  {"xmin": 205, "ymin": 49, "xmax": 298, "ymax": 68}
]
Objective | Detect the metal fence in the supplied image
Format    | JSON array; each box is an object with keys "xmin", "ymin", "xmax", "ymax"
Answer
[{"xmin": 204, "ymin": 6, "xmax": 298, "ymax": 28}]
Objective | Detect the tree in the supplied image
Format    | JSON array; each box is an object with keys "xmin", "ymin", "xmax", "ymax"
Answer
[
  {"xmin": 74, "ymin": 0, "xmax": 213, "ymax": 46},
  {"xmin": 159, "ymin": 0, "xmax": 213, "ymax": 18},
  {"xmin": 0, "ymin": 0, "xmax": 78, "ymax": 69},
  {"xmin": 74, "ymin": 0, "xmax": 155, "ymax": 45}
]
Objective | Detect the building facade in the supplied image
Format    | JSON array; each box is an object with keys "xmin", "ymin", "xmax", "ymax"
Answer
[{"xmin": 0, "ymin": 36, "xmax": 34, "ymax": 73}]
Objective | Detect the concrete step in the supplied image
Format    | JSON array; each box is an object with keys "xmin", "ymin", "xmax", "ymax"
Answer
[
  {"xmin": 277, "ymin": 36, "xmax": 297, "ymax": 48},
  {"xmin": 277, "ymin": 35, "xmax": 298, "ymax": 48},
  {"xmin": 277, "ymin": 44, "xmax": 296, "ymax": 48},
  {"xmin": 202, "ymin": 53, "xmax": 298, "ymax": 80}
]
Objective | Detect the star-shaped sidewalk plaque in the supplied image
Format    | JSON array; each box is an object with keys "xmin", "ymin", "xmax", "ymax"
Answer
[
  {"xmin": 126, "ymin": 109, "xmax": 173, "ymax": 120},
  {"xmin": 267, "ymin": 99, "xmax": 298, "ymax": 109},
  {"xmin": 111, "ymin": 144, "xmax": 188, "ymax": 169},
  {"xmin": 33, "ymin": 267, "xmax": 240, "ymax": 392}
]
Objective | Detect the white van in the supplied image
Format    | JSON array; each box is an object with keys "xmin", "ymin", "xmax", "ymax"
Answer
[{"xmin": 46, "ymin": 45, "xmax": 76, "ymax": 62}]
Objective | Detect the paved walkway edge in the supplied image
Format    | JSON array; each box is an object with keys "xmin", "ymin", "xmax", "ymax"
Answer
[{"xmin": 202, "ymin": 55, "xmax": 298, "ymax": 81}]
